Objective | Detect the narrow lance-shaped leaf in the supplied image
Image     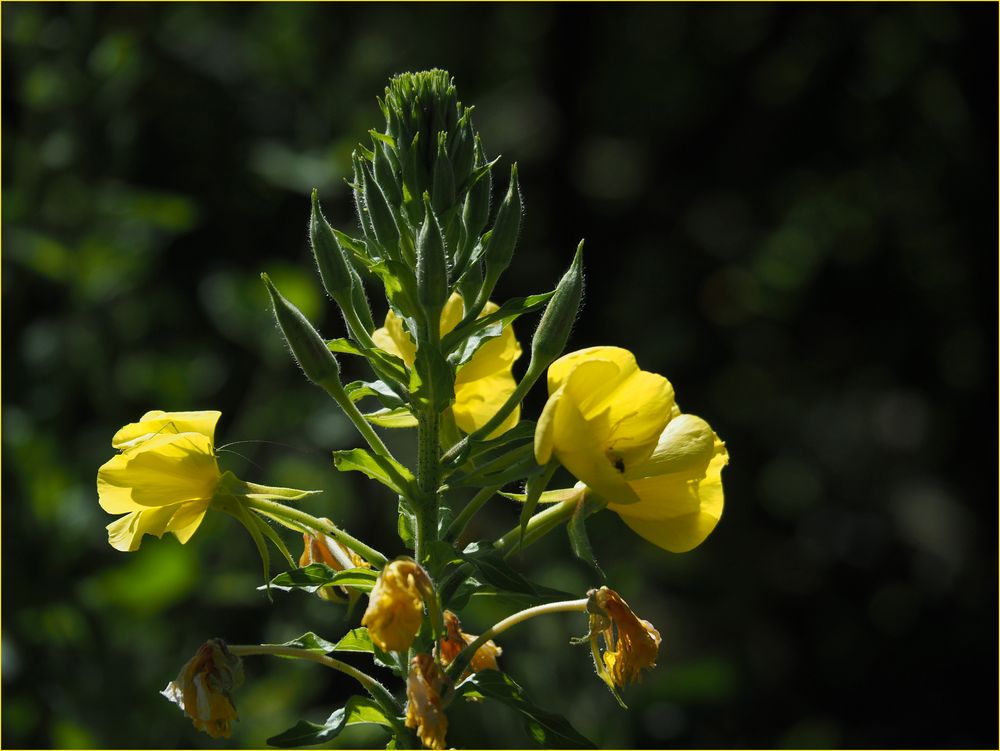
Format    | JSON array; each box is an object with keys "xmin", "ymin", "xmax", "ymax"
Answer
[
  {"xmin": 333, "ymin": 448, "xmax": 415, "ymax": 497},
  {"xmin": 267, "ymin": 695, "xmax": 393, "ymax": 748}
]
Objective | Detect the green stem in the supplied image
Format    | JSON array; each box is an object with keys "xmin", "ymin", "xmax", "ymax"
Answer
[
  {"xmin": 495, "ymin": 498, "xmax": 577, "ymax": 558},
  {"xmin": 228, "ymin": 645, "xmax": 407, "ymax": 738},
  {"xmin": 341, "ymin": 303, "xmax": 379, "ymax": 350},
  {"xmin": 240, "ymin": 495, "xmax": 388, "ymax": 567},
  {"xmin": 319, "ymin": 376, "xmax": 393, "ymax": 460},
  {"xmin": 440, "ymin": 357, "xmax": 545, "ymax": 466},
  {"xmin": 414, "ymin": 410, "xmax": 441, "ymax": 566},
  {"xmin": 444, "ymin": 484, "xmax": 502, "ymax": 543},
  {"xmin": 444, "ymin": 598, "xmax": 589, "ymax": 682}
]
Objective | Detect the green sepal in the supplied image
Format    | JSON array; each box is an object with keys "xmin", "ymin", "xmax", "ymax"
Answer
[
  {"xmin": 481, "ymin": 163, "xmax": 521, "ymax": 288},
  {"xmin": 333, "ymin": 448, "xmax": 415, "ymax": 497},
  {"xmin": 416, "ymin": 194, "xmax": 449, "ymax": 313},
  {"xmin": 266, "ymin": 695, "xmax": 393, "ymax": 748},
  {"xmin": 455, "ymin": 671, "xmax": 595, "ymax": 749},
  {"xmin": 519, "ymin": 462, "xmax": 558, "ymax": 551},
  {"xmin": 364, "ymin": 407, "xmax": 418, "ymax": 428},
  {"xmin": 566, "ymin": 493, "xmax": 606, "ymax": 579}
]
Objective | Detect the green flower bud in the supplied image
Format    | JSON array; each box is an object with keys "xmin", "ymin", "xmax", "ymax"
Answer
[
  {"xmin": 373, "ymin": 140, "xmax": 403, "ymax": 210},
  {"xmin": 348, "ymin": 264, "xmax": 376, "ymax": 334},
  {"xmin": 309, "ymin": 190, "xmax": 354, "ymax": 302},
  {"xmin": 416, "ymin": 194, "xmax": 449, "ymax": 314},
  {"xmin": 449, "ymin": 110, "xmax": 476, "ymax": 191},
  {"xmin": 462, "ymin": 137, "xmax": 492, "ymax": 246},
  {"xmin": 262, "ymin": 273, "xmax": 341, "ymax": 386},
  {"xmin": 483, "ymin": 164, "xmax": 521, "ymax": 286},
  {"xmin": 431, "ymin": 132, "xmax": 455, "ymax": 216},
  {"xmin": 359, "ymin": 154, "xmax": 401, "ymax": 260},
  {"xmin": 531, "ymin": 241, "xmax": 585, "ymax": 367}
]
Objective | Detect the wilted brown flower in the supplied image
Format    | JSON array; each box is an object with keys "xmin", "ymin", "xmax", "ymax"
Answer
[
  {"xmin": 405, "ymin": 654, "xmax": 449, "ymax": 750},
  {"xmin": 438, "ymin": 610, "xmax": 502, "ymax": 677},
  {"xmin": 161, "ymin": 638, "xmax": 244, "ymax": 739},
  {"xmin": 587, "ymin": 586, "xmax": 661, "ymax": 689},
  {"xmin": 361, "ymin": 558, "xmax": 431, "ymax": 652}
]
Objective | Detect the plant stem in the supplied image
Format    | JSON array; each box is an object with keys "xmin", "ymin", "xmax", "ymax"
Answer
[
  {"xmin": 440, "ymin": 358, "xmax": 544, "ymax": 466},
  {"xmin": 319, "ymin": 376, "xmax": 393, "ymax": 460},
  {"xmin": 444, "ymin": 598, "xmax": 589, "ymax": 681},
  {"xmin": 241, "ymin": 495, "xmax": 388, "ymax": 567},
  {"xmin": 495, "ymin": 498, "xmax": 578, "ymax": 558},
  {"xmin": 228, "ymin": 645, "xmax": 408, "ymax": 739},
  {"xmin": 341, "ymin": 303, "xmax": 379, "ymax": 350},
  {"xmin": 414, "ymin": 410, "xmax": 440, "ymax": 566},
  {"xmin": 444, "ymin": 484, "xmax": 502, "ymax": 543}
]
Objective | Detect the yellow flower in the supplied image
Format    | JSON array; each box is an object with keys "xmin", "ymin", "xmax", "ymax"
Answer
[
  {"xmin": 437, "ymin": 610, "xmax": 502, "ymax": 677},
  {"xmin": 361, "ymin": 558, "xmax": 430, "ymax": 652},
  {"xmin": 98, "ymin": 410, "xmax": 223, "ymax": 552},
  {"xmin": 405, "ymin": 654, "xmax": 449, "ymax": 750},
  {"xmin": 534, "ymin": 346, "xmax": 728, "ymax": 553},
  {"xmin": 587, "ymin": 586, "xmax": 661, "ymax": 689},
  {"xmin": 372, "ymin": 292, "xmax": 522, "ymax": 437},
  {"xmin": 300, "ymin": 521, "xmax": 371, "ymax": 603},
  {"xmin": 161, "ymin": 638, "xmax": 244, "ymax": 739}
]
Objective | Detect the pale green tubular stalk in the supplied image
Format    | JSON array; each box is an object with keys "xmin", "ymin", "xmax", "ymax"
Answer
[
  {"xmin": 495, "ymin": 499, "xmax": 578, "ymax": 557},
  {"xmin": 240, "ymin": 495, "xmax": 388, "ymax": 567},
  {"xmin": 318, "ymin": 375, "xmax": 393, "ymax": 460},
  {"xmin": 444, "ymin": 598, "xmax": 589, "ymax": 683},
  {"xmin": 227, "ymin": 645, "xmax": 411, "ymax": 743}
]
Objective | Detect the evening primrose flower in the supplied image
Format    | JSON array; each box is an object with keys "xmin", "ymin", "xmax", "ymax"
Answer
[
  {"xmin": 98, "ymin": 410, "xmax": 223, "ymax": 552},
  {"xmin": 437, "ymin": 610, "xmax": 502, "ymax": 676},
  {"xmin": 583, "ymin": 586, "xmax": 661, "ymax": 690},
  {"xmin": 361, "ymin": 558, "xmax": 431, "ymax": 652},
  {"xmin": 405, "ymin": 654, "xmax": 449, "ymax": 750},
  {"xmin": 372, "ymin": 292, "xmax": 522, "ymax": 437},
  {"xmin": 99, "ymin": 410, "xmax": 319, "ymax": 552},
  {"xmin": 300, "ymin": 522, "xmax": 371, "ymax": 603},
  {"xmin": 161, "ymin": 638, "xmax": 244, "ymax": 739},
  {"xmin": 534, "ymin": 347, "xmax": 728, "ymax": 553}
]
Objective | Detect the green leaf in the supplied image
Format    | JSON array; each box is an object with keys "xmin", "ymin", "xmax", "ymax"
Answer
[
  {"xmin": 456, "ymin": 671, "xmax": 594, "ymax": 749},
  {"xmin": 333, "ymin": 448, "xmax": 415, "ymax": 496},
  {"xmin": 448, "ymin": 443, "xmax": 544, "ymax": 488},
  {"xmin": 345, "ymin": 379, "xmax": 407, "ymax": 409},
  {"xmin": 567, "ymin": 495, "xmax": 605, "ymax": 579},
  {"xmin": 441, "ymin": 292, "xmax": 555, "ymax": 356},
  {"xmin": 268, "ymin": 564, "xmax": 377, "ymax": 593},
  {"xmin": 364, "ymin": 407, "xmax": 418, "ymax": 428},
  {"xmin": 333, "ymin": 627, "xmax": 375, "ymax": 653},
  {"xmin": 327, "ymin": 338, "xmax": 409, "ymax": 390},
  {"xmin": 267, "ymin": 695, "xmax": 393, "ymax": 747},
  {"xmin": 264, "ymin": 632, "xmax": 338, "ymax": 655},
  {"xmin": 444, "ymin": 420, "xmax": 535, "ymax": 474},
  {"xmin": 459, "ymin": 543, "xmax": 574, "ymax": 601}
]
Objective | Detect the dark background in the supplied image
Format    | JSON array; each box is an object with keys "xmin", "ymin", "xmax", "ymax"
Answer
[{"xmin": 3, "ymin": 3, "xmax": 997, "ymax": 748}]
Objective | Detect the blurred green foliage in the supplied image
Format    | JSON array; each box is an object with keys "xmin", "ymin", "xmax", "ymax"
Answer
[{"xmin": 2, "ymin": 4, "xmax": 996, "ymax": 749}]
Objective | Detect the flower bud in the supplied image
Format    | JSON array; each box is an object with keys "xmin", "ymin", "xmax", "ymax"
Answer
[
  {"xmin": 530, "ymin": 241, "xmax": 585, "ymax": 367},
  {"xmin": 161, "ymin": 639, "xmax": 244, "ymax": 739},
  {"xmin": 431, "ymin": 132, "xmax": 455, "ymax": 216},
  {"xmin": 361, "ymin": 558, "xmax": 431, "ymax": 653},
  {"xmin": 372, "ymin": 140, "xmax": 403, "ymax": 209},
  {"xmin": 261, "ymin": 273, "xmax": 341, "ymax": 386},
  {"xmin": 358, "ymin": 154, "xmax": 401, "ymax": 259},
  {"xmin": 417, "ymin": 195, "xmax": 449, "ymax": 314},
  {"xmin": 482, "ymin": 164, "xmax": 521, "ymax": 286},
  {"xmin": 309, "ymin": 190, "xmax": 354, "ymax": 303},
  {"xmin": 462, "ymin": 137, "xmax": 492, "ymax": 243}
]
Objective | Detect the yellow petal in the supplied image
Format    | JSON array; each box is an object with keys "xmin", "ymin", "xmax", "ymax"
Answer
[
  {"xmin": 547, "ymin": 346, "xmax": 637, "ymax": 395},
  {"xmin": 106, "ymin": 502, "xmax": 208, "ymax": 552},
  {"xmin": 453, "ymin": 371, "xmax": 520, "ymax": 437},
  {"xmin": 112, "ymin": 410, "xmax": 221, "ymax": 450},
  {"xmin": 611, "ymin": 436, "xmax": 728, "ymax": 552},
  {"xmin": 455, "ymin": 325, "xmax": 521, "ymax": 384},
  {"xmin": 440, "ymin": 292, "xmax": 464, "ymax": 336},
  {"xmin": 624, "ymin": 414, "xmax": 717, "ymax": 480},
  {"xmin": 544, "ymin": 384, "xmax": 639, "ymax": 504},
  {"xmin": 534, "ymin": 388, "xmax": 561, "ymax": 465},
  {"xmin": 373, "ymin": 309, "xmax": 416, "ymax": 367},
  {"xmin": 98, "ymin": 432, "xmax": 219, "ymax": 511}
]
